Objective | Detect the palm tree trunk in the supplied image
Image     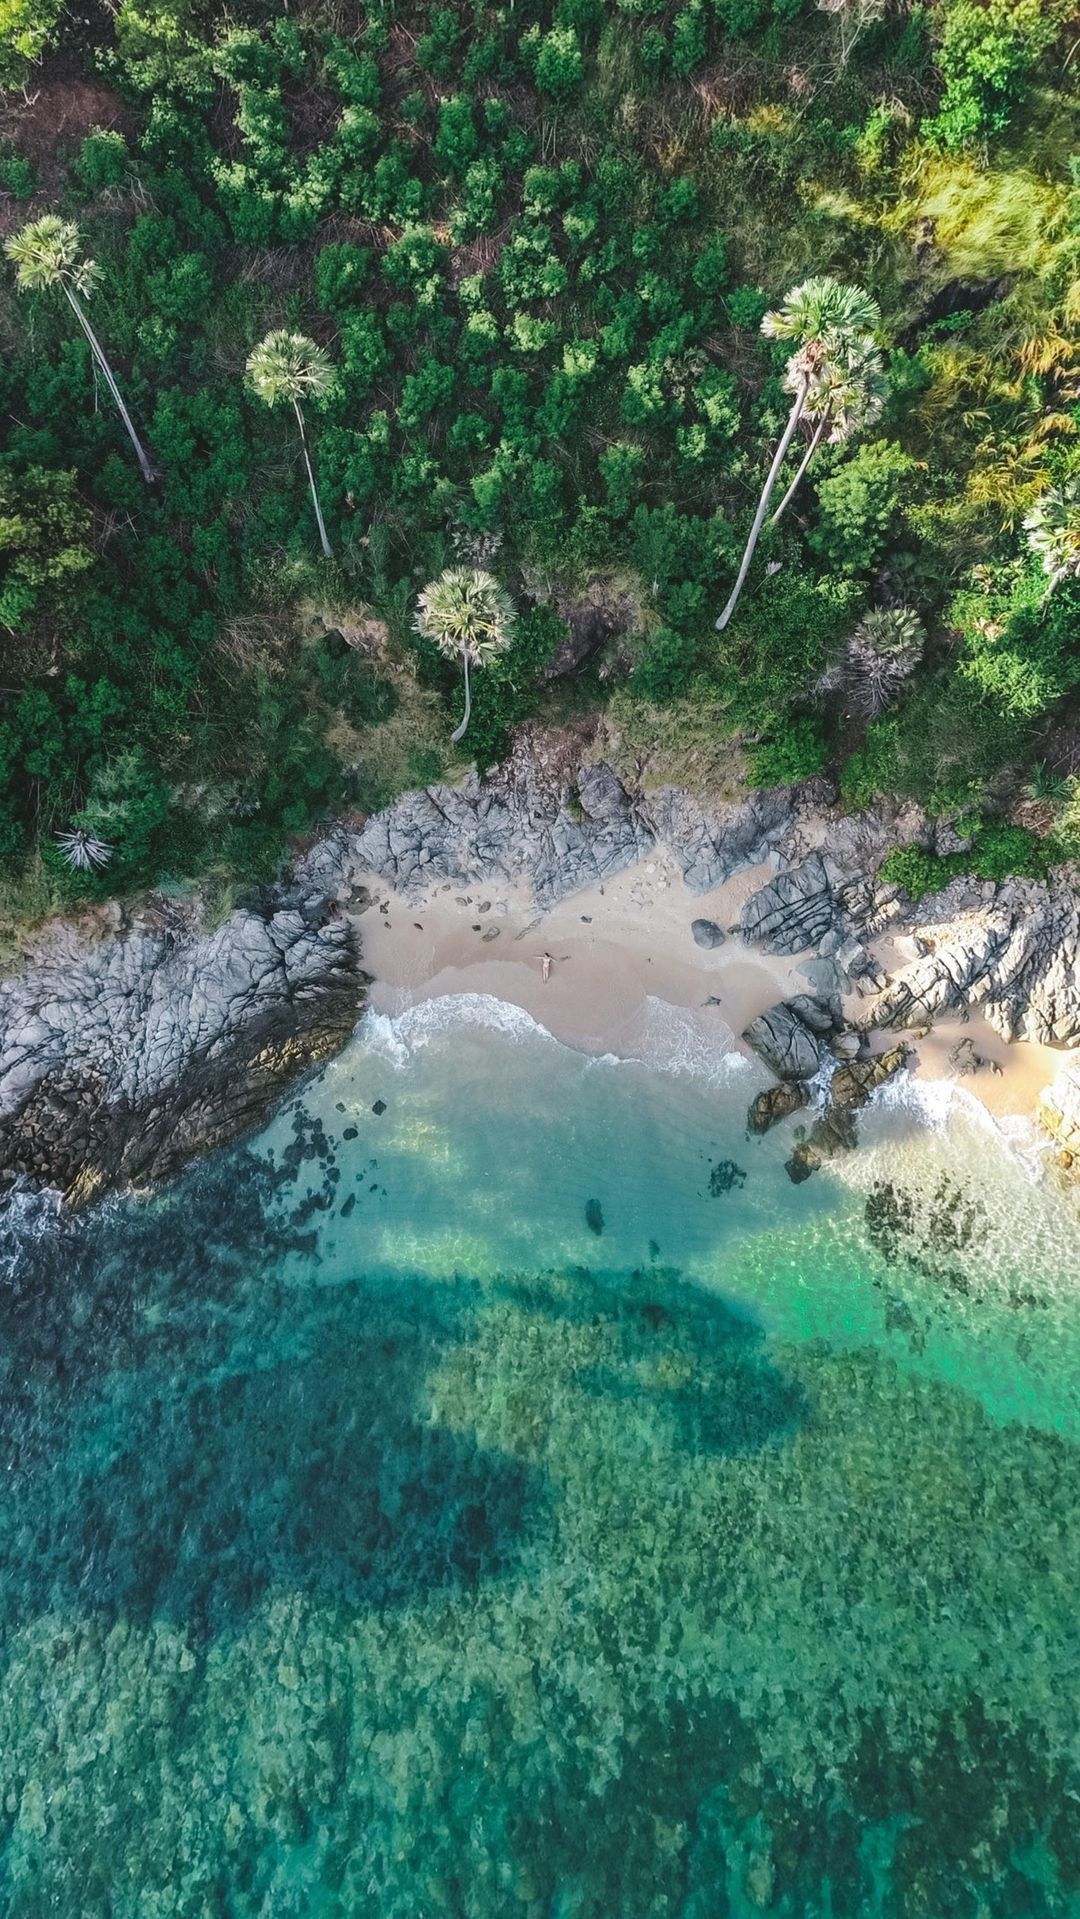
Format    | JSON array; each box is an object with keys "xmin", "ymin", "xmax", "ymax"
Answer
[
  {"xmin": 715, "ymin": 378, "xmax": 809, "ymax": 632},
  {"xmin": 64, "ymin": 286, "xmax": 156, "ymax": 484},
  {"xmin": 292, "ymin": 399, "xmax": 333, "ymax": 559},
  {"xmin": 451, "ymin": 648, "xmax": 472, "ymax": 744},
  {"xmin": 769, "ymin": 409, "xmax": 831, "ymax": 528}
]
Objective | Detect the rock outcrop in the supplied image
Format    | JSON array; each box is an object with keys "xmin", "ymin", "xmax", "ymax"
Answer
[
  {"xmin": 303, "ymin": 726, "xmax": 797, "ymax": 908},
  {"xmin": 0, "ymin": 903, "xmax": 363, "ymax": 1206},
  {"xmin": 786, "ymin": 1046, "xmax": 909, "ymax": 1183},
  {"xmin": 1039, "ymin": 1054, "xmax": 1080, "ymax": 1168},
  {"xmin": 865, "ymin": 879, "xmax": 1080, "ymax": 1046}
]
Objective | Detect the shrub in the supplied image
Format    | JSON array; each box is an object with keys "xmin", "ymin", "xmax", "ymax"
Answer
[
  {"xmin": 879, "ymin": 823, "xmax": 1050, "ymax": 900},
  {"xmin": 747, "ymin": 717, "xmax": 827, "ymax": 788},
  {"xmin": 75, "ymin": 130, "xmax": 131, "ymax": 193},
  {"xmin": 531, "ymin": 26, "xmax": 584, "ymax": 95},
  {"xmin": 810, "ymin": 441, "xmax": 914, "ymax": 575}
]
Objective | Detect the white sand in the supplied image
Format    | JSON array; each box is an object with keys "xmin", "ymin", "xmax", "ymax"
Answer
[
  {"xmin": 354, "ymin": 858, "xmax": 1060, "ymax": 1121},
  {"xmin": 862, "ymin": 929, "xmax": 1062, "ymax": 1119}
]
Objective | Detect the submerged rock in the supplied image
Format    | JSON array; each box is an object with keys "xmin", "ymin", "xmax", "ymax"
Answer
[
  {"xmin": 708, "ymin": 1158, "xmax": 747, "ymax": 1195},
  {"xmin": 585, "ymin": 1197, "xmax": 604, "ymax": 1235}
]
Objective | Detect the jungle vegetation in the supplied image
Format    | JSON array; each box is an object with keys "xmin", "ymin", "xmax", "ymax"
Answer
[{"xmin": 0, "ymin": 0, "xmax": 1079, "ymax": 922}]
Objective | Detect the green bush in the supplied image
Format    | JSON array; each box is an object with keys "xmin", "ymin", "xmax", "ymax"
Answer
[
  {"xmin": 879, "ymin": 823, "xmax": 1051, "ymax": 901},
  {"xmin": 925, "ymin": 0, "xmax": 1071, "ymax": 149},
  {"xmin": 75, "ymin": 130, "xmax": 131, "ymax": 193},
  {"xmin": 810, "ymin": 442, "xmax": 915, "ymax": 576},
  {"xmin": 747, "ymin": 717, "xmax": 827, "ymax": 789}
]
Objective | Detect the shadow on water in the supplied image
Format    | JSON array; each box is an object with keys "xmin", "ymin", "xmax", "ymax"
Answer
[
  {"xmin": 0, "ymin": 1145, "xmax": 808, "ymax": 1643},
  {"xmin": 495, "ymin": 1263, "xmax": 808, "ymax": 1456}
]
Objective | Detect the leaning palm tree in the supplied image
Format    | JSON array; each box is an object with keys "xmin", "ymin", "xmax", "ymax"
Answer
[
  {"xmin": 1025, "ymin": 480, "xmax": 1080, "ymax": 598},
  {"xmin": 4, "ymin": 216, "xmax": 156, "ymax": 484},
  {"xmin": 246, "ymin": 330, "xmax": 335, "ymax": 559},
  {"xmin": 769, "ymin": 334, "xmax": 887, "ymax": 528},
  {"xmin": 414, "ymin": 566, "xmax": 515, "ymax": 743},
  {"xmin": 716, "ymin": 276, "xmax": 882, "ymax": 631}
]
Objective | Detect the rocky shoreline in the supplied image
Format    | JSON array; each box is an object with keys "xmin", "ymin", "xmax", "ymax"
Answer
[{"xmin": 2, "ymin": 724, "xmax": 1079, "ymax": 1204}]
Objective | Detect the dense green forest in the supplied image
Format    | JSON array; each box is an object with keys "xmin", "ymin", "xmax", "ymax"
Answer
[{"xmin": 1, "ymin": 0, "xmax": 1079, "ymax": 923}]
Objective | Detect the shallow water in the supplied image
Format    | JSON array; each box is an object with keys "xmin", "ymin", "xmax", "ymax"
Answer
[{"xmin": 1, "ymin": 996, "xmax": 1079, "ymax": 1916}]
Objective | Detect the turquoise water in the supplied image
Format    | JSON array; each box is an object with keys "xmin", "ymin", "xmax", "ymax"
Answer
[{"xmin": 1, "ymin": 994, "xmax": 1080, "ymax": 1916}]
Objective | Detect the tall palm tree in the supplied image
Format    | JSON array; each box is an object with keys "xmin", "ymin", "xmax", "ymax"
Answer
[
  {"xmin": 716, "ymin": 276, "xmax": 882, "ymax": 631},
  {"xmin": 769, "ymin": 334, "xmax": 886, "ymax": 527},
  {"xmin": 4, "ymin": 215, "xmax": 156, "ymax": 484},
  {"xmin": 414, "ymin": 566, "xmax": 516, "ymax": 743},
  {"xmin": 246, "ymin": 330, "xmax": 335, "ymax": 559},
  {"xmin": 1025, "ymin": 480, "xmax": 1080, "ymax": 598}
]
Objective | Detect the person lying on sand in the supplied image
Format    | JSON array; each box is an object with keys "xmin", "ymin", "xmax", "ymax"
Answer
[{"xmin": 540, "ymin": 952, "xmax": 570, "ymax": 982}]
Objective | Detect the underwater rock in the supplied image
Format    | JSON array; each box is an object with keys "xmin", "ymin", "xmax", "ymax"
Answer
[
  {"xmin": 747, "ymin": 1082, "xmax": 810, "ymax": 1135},
  {"xmin": 708, "ymin": 1158, "xmax": 747, "ymax": 1195},
  {"xmin": 585, "ymin": 1197, "xmax": 604, "ymax": 1235},
  {"xmin": 691, "ymin": 918, "xmax": 725, "ymax": 949}
]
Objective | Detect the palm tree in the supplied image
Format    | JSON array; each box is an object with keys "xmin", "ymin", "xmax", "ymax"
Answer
[
  {"xmin": 54, "ymin": 827, "xmax": 113, "ymax": 873},
  {"xmin": 843, "ymin": 606, "xmax": 924, "ymax": 716},
  {"xmin": 414, "ymin": 567, "xmax": 516, "ymax": 743},
  {"xmin": 716, "ymin": 276, "xmax": 881, "ymax": 632},
  {"xmin": 1025, "ymin": 480, "xmax": 1080, "ymax": 598},
  {"xmin": 246, "ymin": 330, "xmax": 335, "ymax": 559},
  {"xmin": 4, "ymin": 216, "xmax": 156, "ymax": 484},
  {"xmin": 769, "ymin": 334, "xmax": 886, "ymax": 527}
]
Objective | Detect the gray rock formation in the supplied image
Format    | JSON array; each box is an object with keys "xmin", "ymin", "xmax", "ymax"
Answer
[
  {"xmin": 866, "ymin": 879, "xmax": 1080, "ymax": 1046},
  {"xmin": 691, "ymin": 918, "xmax": 725, "ymax": 949},
  {"xmin": 742, "ymin": 996, "xmax": 841, "ymax": 1083},
  {"xmin": 301, "ymin": 731, "xmax": 796, "ymax": 908},
  {"xmin": 739, "ymin": 855, "xmax": 844, "ymax": 955},
  {"xmin": 0, "ymin": 904, "xmax": 363, "ymax": 1206}
]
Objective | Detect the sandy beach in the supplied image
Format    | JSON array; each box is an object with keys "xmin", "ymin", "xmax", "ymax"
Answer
[{"xmin": 355, "ymin": 855, "xmax": 1061, "ymax": 1123}]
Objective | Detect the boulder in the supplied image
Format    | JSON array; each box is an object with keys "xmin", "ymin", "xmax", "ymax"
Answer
[
  {"xmin": 742, "ymin": 1003, "xmax": 822, "ymax": 1081},
  {"xmin": 740, "ymin": 855, "xmax": 840, "ymax": 956},
  {"xmin": 747, "ymin": 1081, "xmax": 810, "ymax": 1135},
  {"xmin": 691, "ymin": 918, "xmax": 725, "ymax": 949}
]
